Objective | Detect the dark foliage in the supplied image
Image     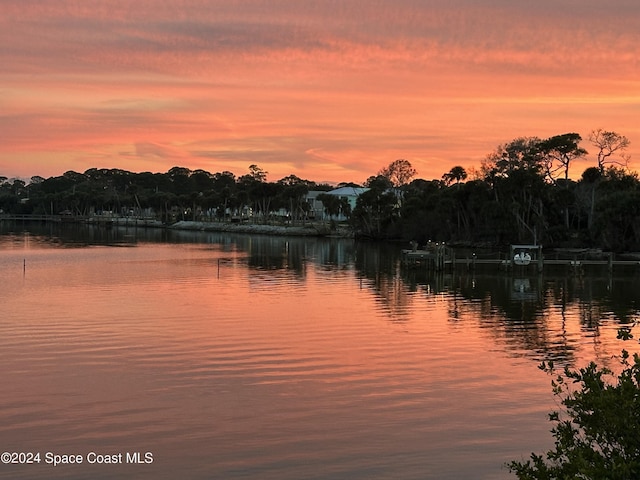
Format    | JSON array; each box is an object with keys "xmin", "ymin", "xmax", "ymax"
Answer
[
  {"xmin": 1, "ymin": 132, "xmax": 636, "ymax": 249},
  {"xmin": 508, "ymin": 326, "xmax": 640, "ymax": 479}
]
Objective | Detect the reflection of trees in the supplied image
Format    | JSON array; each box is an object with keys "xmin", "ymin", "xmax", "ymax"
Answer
[
  {"xmin": 447, "ymin": 273, "xmax": 577, "ymax": 363},
  {"xmin": 353, "ymin": 242, "xmax": 415, "ymax": 320},
  {"xmin": 0, "ymin": 220, "xmax": 158, "ymax": 247},
  {"xmin": 11, "ymin": 224, "xmax": 640, "ymax": 365},
  {"xmin": 235, "ymin": 236, "xmax": 360, "ymax": 278},
  {"xmin": 350, "ymin": 243, "xmax": 640, "ymax": 343},
  {"xmin": 9, "ymin": 223, "xmax": 362, "ymax": 275},
  {"xmin": 366, "ymin": 274, "xmax": 413, "ymax": 322},
  {"xmin": 398, "ymin": 268, "xmax": 640, "ymax": 365},
  {"xmin": 599, "ymin": 276, "xmax": 640, "ymax": 323},
  {"xmin": 245, "ymin": 237, "xmax": 306, "ymax": 275}
]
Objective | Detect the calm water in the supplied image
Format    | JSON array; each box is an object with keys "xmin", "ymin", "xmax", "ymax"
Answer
[{"xmin": 1, "ymin": 224, "xmax": 639, "ymax": 479}]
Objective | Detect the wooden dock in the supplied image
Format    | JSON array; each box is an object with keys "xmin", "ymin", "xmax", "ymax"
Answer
[{"xmin": 401, "ymin": 248, "xmax": 640, "ymax": 273}]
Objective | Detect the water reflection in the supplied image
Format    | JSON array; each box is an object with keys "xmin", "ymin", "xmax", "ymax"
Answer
[
  {"xmin": 3, "ymin": 224, "xmax": 640, "ymax": 479},
  {"xmin": 2, "ymin": 222, "xmax": 639, "ymax": 367},
  {"xmin": 401, "ymin": 269, "xmax": 640, "ymax": 367}
]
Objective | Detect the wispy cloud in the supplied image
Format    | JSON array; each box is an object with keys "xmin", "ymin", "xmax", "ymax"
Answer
[{"xmin": 1, "ymin": 0, "xmax": 638, "ymax": 181}]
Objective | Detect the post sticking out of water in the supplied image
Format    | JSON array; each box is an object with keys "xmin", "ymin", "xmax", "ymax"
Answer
[
  {"xmin": 23, "ymin": 259, "xmax": 26, "ymax": 276},
  {"xmin": 538, "ymin": 249, "xmax": 543, "ymax": 273}
]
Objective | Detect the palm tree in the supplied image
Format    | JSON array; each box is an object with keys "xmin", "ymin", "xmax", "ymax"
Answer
[{"xmin": 442, "ymin": 166, "xmax": 467, "ymax": 187}]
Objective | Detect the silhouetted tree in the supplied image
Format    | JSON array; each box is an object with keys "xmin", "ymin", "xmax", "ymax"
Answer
[
  {"xmin": 540, "ymin": 133, "xmax": 587, "ymax": 182},
  {"xmin": 278, "ymin": 175, "xmax": 314, "ymax": 225},
  {"xmin": 589, "ymin": 129, "xmax": 630, "ymax": 173},
  {"xmin": 482, "ymin": 137, "xmax": 550, "ymax": 244},
  {"xmin": 378, "ymin": 159, "xmax": 417, "ymax": 187},
  {"xmin": 352, "ymin": 175, "xmax": 399, "ymax": 238},
  {"xmin": 442, "ymin": 166, "xmax": 467, "ymax": 186},
  {"xmin": 247, "ymin": 164, "xmax": 268, "ymax": 182},
  {"xmin": 579, "ymin": 166, "xmax": 603, "ymax": 232}
]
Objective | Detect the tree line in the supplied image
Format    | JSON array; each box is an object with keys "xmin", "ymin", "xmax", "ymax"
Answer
[
  {"xmin": 1, "ymin": 128, "xmax": 636, "ymax": 250},
  {"xmin": 0, "ymin": 164, "xmax": 334, "ymax": 226},
  {"xmin": 352, "ymin": 129, "xmax": 636, "ymax": 251}
]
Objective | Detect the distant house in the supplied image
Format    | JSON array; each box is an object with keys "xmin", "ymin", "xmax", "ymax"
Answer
[
  {"xmin": 305, "ymin": 186, "xmax": 369, "ymax": 221},
  {"xmin": 305, "ymin": 190, "xmax": 327, "ymax": 219}
]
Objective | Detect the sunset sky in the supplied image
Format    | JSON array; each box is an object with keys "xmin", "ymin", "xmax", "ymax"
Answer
[{"xmin": 1, "ymin": 0, "xmax": 639, "ymax": 184}]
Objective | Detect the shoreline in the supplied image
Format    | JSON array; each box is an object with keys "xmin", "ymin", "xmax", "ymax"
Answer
[
  {"xmin": 0, "ymin": 214, "xmax": 354, "ymax": 238},
  {"xmin": 169, "ymin": 220, "xmax": 351, "ymax": 237},
  {"xmin": 101, "ymin": 217, "xmax": 353, "ymax": 238}
]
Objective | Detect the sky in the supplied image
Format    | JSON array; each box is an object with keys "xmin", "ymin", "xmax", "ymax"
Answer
[{"xmin": 1, "ymin": 0, "xmax": 639, "ymax": 184}]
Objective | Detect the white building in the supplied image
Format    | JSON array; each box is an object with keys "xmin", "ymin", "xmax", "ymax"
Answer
[{"xmin": 306, "ymin": 186, "xmax": 369, "ymax": 221}]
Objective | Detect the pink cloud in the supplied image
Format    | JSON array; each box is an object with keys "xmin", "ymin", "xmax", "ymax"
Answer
[{"xmin": 1, "ymin": 1, "xmax": 638, "ymax": 182}]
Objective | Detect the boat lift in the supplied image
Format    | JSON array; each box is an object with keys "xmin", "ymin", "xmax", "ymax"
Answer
[{"xmin": 510, "ymin": 244, "xmax": 543, "ymax": 271}]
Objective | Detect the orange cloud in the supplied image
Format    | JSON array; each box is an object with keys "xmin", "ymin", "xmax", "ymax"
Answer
[{"xmin": 1, "ymin": 1, "xmax": 638, "ymax": 183}]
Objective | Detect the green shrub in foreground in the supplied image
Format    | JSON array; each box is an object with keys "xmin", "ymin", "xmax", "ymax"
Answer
[{"xmin": 509, "ymin": 327, "xmax": 640, "ymax": 479}]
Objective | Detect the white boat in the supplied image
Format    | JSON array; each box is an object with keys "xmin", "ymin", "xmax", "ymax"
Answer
[{"xmin": 513, "ymin": 252, "xmax": 532, "ymax": 266}]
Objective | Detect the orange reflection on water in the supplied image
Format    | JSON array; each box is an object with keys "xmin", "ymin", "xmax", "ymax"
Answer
[{"xmin": 1, "ymin": 239, "xmax": 638, "ymax": 479}]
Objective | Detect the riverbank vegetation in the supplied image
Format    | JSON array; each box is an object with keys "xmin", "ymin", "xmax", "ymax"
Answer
[
  {"xmin": 1, "ymin": 129, "xmax": 636, "ymax": 250},
  {"xmin": 509, "ymin": 326, "xmax": 640, "ymax": 479}
]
